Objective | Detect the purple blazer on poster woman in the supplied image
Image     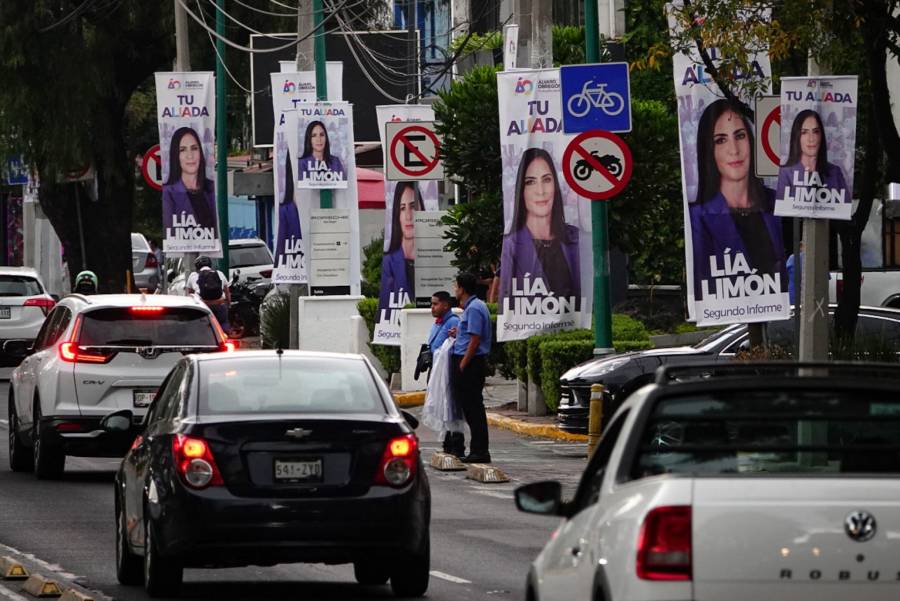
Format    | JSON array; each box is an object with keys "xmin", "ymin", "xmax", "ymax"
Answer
[
  {"xmin": 378, "ymin": 247, "xmax": 412, "ymax": 312},
  {"xmin": 690, "ymin": 189, "xmax": 786, "ymax": 301},
  {"xmin": 498, "ymin": 224, "xmax": 581, "ymax": 305},
  {"xmin": 776, "ymin": 161, "xmax": 848, "ymax": 203},
  {"xmin": 162, "ymin": 180, "xmax": 217, "ymax": 235},
  {"xmin": 274, "ymin": 201, "xmax": 302, "ymax": 268}
]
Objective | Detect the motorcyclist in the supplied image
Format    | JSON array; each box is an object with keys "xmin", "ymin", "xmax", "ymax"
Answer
[
  {"xmin": 73, "ymin": 270, "xmax": 99, "ymax": 295},
  {"xmin": 185, "ymin": 256, "xmax": 231, "ymax": 334}
]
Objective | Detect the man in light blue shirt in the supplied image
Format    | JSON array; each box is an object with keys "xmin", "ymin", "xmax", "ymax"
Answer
[
  {"xmin": 449, "ymin": 272, "xmax": 493, "ymax": 463},
  {"xmin": 427, "ymin": 291, "xmax": 459, "ymax": 354}
]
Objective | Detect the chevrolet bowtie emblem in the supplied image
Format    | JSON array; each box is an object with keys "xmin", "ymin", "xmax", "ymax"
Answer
[{"xmin": 285, "ymin": 428, "xmax": 312, "ymax": 439}]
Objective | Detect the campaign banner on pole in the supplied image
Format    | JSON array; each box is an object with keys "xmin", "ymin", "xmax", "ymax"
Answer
[
  {"xmin": 373, "ymin": 105, "xmax": 440, "ymax": 346},
  {"xmin": 154, "ymin": 72, "xmax": 221, "ymax": 254},
  {"xmin": 296, "ymin": 102, "xmax": 351, "ymax": 189},
  {"xmin": 496, "ymin": 69, "xmax": 592, "ymax": 342},
  {"xmin": 775, "ymin": 76, "xmax": 857, "ymax": 220},
  {"xmin": 668, "ymin": 13, "xmax": 790, "ymax": 327}
]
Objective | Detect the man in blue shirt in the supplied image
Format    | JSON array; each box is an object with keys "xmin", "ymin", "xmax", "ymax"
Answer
[
  {"xmin": 449, "ymin": 272, "xmax": 493, "ymax": 463},
  {"xmin": 427, "ymin": 291, "xmax": 463, "ymax": 456}
]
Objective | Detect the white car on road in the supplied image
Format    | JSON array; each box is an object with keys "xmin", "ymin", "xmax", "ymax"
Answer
[
  {"xmin": 7, "ymin": 294, "xmax": 233, "ymax": 479},
  {"xmin": 517, "ymin": 362, "xmax": 900, "ymax": 601},
  {"xmin": 0, "ymin": 267, "xmax": 56, "ymax": 376}
]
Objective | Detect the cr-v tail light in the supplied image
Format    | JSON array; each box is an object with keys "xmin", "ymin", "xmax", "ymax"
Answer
[
  {"xmin": 145, "ymin": 253, "xmax": 159, "ymax": 269},
  {"xmin": 24, "ymin": 297, "xmax": 56, "ymax": 316},
  {"xmin": 374, "ymin": 434, "xmax": 418, "ymax": 487},
  {"xmin": 637, "ymin": 505, "xmax": 692, "ymax": 581},
  {"xmin": 59, "ymin": 342, "xmax": 114, "ymax": 364},
  {"xmin": 220, "ymin": 339, "xmax": 238, "ymax": 352},
  {"xmin": 172, "ymin": 434, "xmax": 224, "ymax": 489}
]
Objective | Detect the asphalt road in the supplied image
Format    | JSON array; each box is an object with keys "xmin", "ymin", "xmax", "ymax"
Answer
[{"xmin": 0, "ymin": 383, "xmax": 588, "ymax": 601}]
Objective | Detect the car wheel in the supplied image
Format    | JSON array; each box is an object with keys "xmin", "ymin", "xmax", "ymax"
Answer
[
  {"xmin": 354, "ymin": 560, "xmax": 390, "ymax": 586},
  {"xmin": 32, "ymin": 401, "xmax": 64, "ymax": 480},
  {"xmin": 116, "ymin": 497, "xmax": 143, "ymax": 585},
  {"xmin": 143, "ymin": 516, "xmax": 182, "ymax": 598},
  {"xmin": 390, "ymin": 537, "xmax": 429, "ymax": 598},
  {"xmin": 8, "ymin": 399, "xmax": 33, "ymax": 473}
]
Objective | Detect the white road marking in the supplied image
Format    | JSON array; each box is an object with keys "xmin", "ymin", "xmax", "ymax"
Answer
[
  {"xmin": 0, "ymin": 582, "xmax": 30, "ymax": 601},
  {"xmin": 430, "ymin": 570, "xmax": 472, "ymax": 584},
  {"xmin": 474, "ymin": 490, "xmax": 514, "ymax": 500}
]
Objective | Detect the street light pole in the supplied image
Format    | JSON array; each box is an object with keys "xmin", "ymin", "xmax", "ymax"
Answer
[
  {"xmin": 215, "ymin": 0, "xmax": 230, "ymax": 272},
  {"xmin": 584, "ymin": 0, "xmax": 614, "ymax": 354}
]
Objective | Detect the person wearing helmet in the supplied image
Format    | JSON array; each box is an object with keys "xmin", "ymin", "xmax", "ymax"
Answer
[
  {"xmin": 185, "ymin": 256, "xmax": 230, "ymax": 333},
  {"xmin": 73, "ymin": 270, "xmax": 99, "ymax": 295}
]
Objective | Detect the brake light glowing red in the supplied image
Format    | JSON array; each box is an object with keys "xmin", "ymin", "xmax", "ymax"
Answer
[
  {"xmin": 637, "ymin": 505, "xmax": 692, "ymax": 581},
  {"xmin": 59, "ymin": 342, "xmax": 113, "ymax": 364},
  {"xmin": 220, "ymin": 339, "xmax": 238, "ymax": 352},
  {"xmin": 172, "ymin": 434, "xmax": 223, "ymax": 489},
  {"xmin": 130, "ymin": 306, "xmax": 165, "ymax": 314},
  {"xmin": 24, "ymin": 297, "xmax": 55, "ymax": 316},
  {"xmin": 374, "ymin": 434, "xmax": 418, "ymax": 487}
]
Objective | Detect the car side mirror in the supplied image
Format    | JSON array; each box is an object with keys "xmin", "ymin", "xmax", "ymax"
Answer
[
  {"xmin": 515, "ymin": 481, "xmax": 564, "ymax": 516},
  {"xmin": 401, "ymin": 410, "xmax": 419, "ymax": 429},
  {"xmin": 2, "ymin": 339, "xmax": 31, "ymax": 359},
  {"xmin": 100, "ymin": 409, "xmax": 134, "ymax": 433}
]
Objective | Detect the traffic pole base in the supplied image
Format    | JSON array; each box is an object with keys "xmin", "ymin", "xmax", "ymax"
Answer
[
  {"xmin": 22, "ymin": 573, "xmax": 62, "ymax": 597},
  {"xmin": 465, "ymin": 464, "xmax": 509, "ymax": 483},
  {"xmin": 0, "ymin": 556, "xmax": 28, "ymax": 580},
  {"xmin": 429, "ymin": 452, "xmax": 465, "ymax": 471}
]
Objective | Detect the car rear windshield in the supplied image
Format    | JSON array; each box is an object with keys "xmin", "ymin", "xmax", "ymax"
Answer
[
  {"xmin": 633, "ymin": 388, "xmax": 900, "ymax": 477},
  {"xmin": 131, "ymin": 233, "xmax": 149, "ymax": 251},
  {"xmin": 0, "ymin": 275, "xmax": 42, "ymax": 297},
  {"xmin": 198, "ymin": 357, "xmax": 386, "ymax": 415},
  {"xmin": 229, "ymin": 244, "xmax": 272, "ymax": 269},
  {"xmin": 78, "ymin": 307, "xmax": 219, "ymax": 347}
]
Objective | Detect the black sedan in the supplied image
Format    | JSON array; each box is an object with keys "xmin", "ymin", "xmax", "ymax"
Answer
[
  {"xmin": 105, "ymin": 350, "xmax": 430, "ymax": 598},
  {"xmin": 558, "ymin": 305, "xmax": 900, "ymax": 433}
]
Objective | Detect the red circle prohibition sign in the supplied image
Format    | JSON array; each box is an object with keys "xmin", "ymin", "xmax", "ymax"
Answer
[
  {"xmin": 389, "ymin": 125, "xmax": 441, "ymax": 178},
  {"xmin": 562, "ymin": 130, "xmax": 633, "ymax": 201},
  {"xmin": 141, "ymin": 143, "xmax": 162, "ymax": 191},
  {"xmin": 760, "ymin": 105, "xmax": 782, "ymax": 167}
]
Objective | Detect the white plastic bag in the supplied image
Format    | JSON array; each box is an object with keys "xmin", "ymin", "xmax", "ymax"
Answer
[{"xmin": 421, "ymin": 338, "xmax": 465, "ymax": 433}]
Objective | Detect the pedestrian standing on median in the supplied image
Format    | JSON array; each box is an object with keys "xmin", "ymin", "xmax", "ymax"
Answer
[
  {"xmin": 448, "ymin": 272, "xmax": 493, "ymax": 464},
  {"xmin": 185, "ymin": 255, "xmax": 231, "ymax": 334},
  {"xmin": 421, "ymin": 291, "xmax": 464, "ymax": 456}
]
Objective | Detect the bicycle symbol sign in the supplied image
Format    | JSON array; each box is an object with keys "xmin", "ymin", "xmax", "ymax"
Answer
[
  {"xmin": 562, "ymin": 130, "xmax": 632, "ymax": 201},
  {"xmin": 560, "ymin": 62, "xmax": 631, "ymax": 134}
]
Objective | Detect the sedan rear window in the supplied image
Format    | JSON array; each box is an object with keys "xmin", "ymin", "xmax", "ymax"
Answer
[
  {"xmin": 633, "ymin": 388, "xmax": 900, "ymax": 477},
  {"xmin": 78, "ymin": 307, "xmax": 219, "ymax": 347},
  {"xmin": 198, "ymin": 357, "xmax": 385, "ymax": 415},
  {"xmin": 0, "ymin": 275, "xmax": 42, "ymax": 297},
  {"xmin": 229, "ymin": 244, "xmax": 272, "ymax": 269}
]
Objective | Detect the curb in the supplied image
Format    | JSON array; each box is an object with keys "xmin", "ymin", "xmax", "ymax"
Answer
[
  {"xmin": 486, "ymin": 412, "xmax": 589, "ymax": 443},
  {"xmin": 393, "ymin": 391, "xmax": 425, "ymax": 408}
]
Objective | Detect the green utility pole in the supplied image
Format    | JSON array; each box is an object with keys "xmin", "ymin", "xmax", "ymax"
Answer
[
  {"xmin": 584, "ymin": 0, "xmax": 614, "ymax": 354},
  {"xmin": 215, "ymin": 0, "xmax": 230, "ymax": 270},
  {"xmin": 313, "ymin": 0, "xmax": 332, "ymax": 210}
]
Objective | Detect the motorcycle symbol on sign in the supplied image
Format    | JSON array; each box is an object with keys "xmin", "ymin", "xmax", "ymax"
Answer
[
  {"xmin": 573, "ymin": 152, "xmax": 623, "ymax": 181},
  {"xmin": 567, "ymin": 79, "xmax": 626, "ymax": 118}
]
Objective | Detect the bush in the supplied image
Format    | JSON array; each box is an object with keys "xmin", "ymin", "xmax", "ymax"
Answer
[
  {"xmin": 356, "ymin": 298, "xmax": 401, "ymax": 376},
  {"xmin": 540, "ymin": 340, "xmax": 595, "ymax": 411},
  {"xmin": 259, "ymin": 293, "xmax": 290, "ymax": 350},
  {"xmin": 612, "ymin": 313, "xmax": 650, "ymax": 341},
  {"xmin": 362, "ymin": 236, "xmax": 383, "ymax": 299}
]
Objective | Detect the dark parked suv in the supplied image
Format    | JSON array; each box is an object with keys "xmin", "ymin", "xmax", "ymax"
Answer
[{"xmin": 557, "ymin": 306, "xmax": 900, "ymax": 433}]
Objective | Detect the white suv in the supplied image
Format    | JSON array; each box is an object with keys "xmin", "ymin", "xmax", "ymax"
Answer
[
  {"xmin": 7, "ymin": 294, "xmax": 233, "ymax": 479},
  {"xmin": 0, "ymin": 267, "xmax": 56, "ymax": 376}
]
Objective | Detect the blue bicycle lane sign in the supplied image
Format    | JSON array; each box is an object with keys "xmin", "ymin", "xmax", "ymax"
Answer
[{"xmin": 560, "ymin": 62, "xmax": 631, "ymax": 134}]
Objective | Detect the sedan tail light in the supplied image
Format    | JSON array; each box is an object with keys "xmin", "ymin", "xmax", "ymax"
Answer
[
  {"xmin": 172, "ymin": 434, "xmax": 224, "ymax": 489},
  {"xmin": 219, "ymin": 339, "xmax": 238, "ymax": 352},
  {"xmin": 59, "ymin": 341, "xmax": 114, "ymax": 364},
  {"xmin": 24, "ymin": 297, "xmax": 55, "ymax": 316},
  {"xmin": 374, "ymin": 434, "xmax": 418, "ymax": 487},
  {"xmin": 259, "ymin": 269, "xmax": 272, "ymax": 278},
  {"xmin": 145, "ymin": 253, "xmax": 159, "ymax": 269},
  {"xmin": 637, "ymin": 505, "xmax": 692, "ymax": 581}
]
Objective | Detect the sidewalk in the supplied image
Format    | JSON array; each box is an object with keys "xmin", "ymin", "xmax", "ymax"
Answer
[{"xmin": 394, "ymin": 375, "xmax": 589, "ymax": 444}]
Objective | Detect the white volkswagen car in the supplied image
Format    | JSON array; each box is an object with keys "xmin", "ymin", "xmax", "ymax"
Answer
[
  {"xmin": 516, "ymin": 362, "xmax": 900, "ymax": 601},
  {"xmin": 7, "ymin": 294, "xmax": 233, "ymax": 479},
  {"xmin": 0, "ymin": 267, "xmax": 56, "ymax": 377}
]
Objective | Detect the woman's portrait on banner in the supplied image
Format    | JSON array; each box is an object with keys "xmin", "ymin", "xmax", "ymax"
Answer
[
  {"xmin": 689, "ymin": 99, "xmax": 786, "ymax": 302},
  {"xmin": 297, "ymin": 120, "xmax": 345, "ymax": 188},
  {"xmin": 499, "ymin": 147, "xmax": 581, "ymax": 309},
  {"xmin": 379, "ymin": 181, "xmax": 423, "ymax": 309},
  {"xmin": 161, "ymin": 126, "xmax": 218, "ymax": 237},
  {"xmin": 776, "ymin": 109, "xmax": 849, "ymax": 211}
]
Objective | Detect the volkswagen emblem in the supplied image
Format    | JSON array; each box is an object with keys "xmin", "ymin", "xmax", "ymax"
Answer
[
  {"xmin": 285, "ymin": 427, "xmax": 312, "ymax": 439},
  {"xmin": 845, "ymin": 510, "xmax": 876, "ymax": 542},
  {"xmin": 137, "ymin": 347, "xmax": 160, "ymax": 360}
]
